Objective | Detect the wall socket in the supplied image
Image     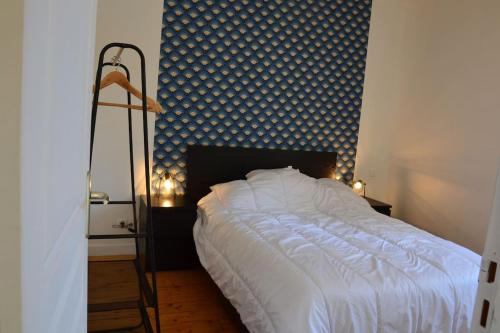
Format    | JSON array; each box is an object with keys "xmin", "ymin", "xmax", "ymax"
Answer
[{"xmin": 112, "ymin": 218, "xmax": 132, "ymax": 229}]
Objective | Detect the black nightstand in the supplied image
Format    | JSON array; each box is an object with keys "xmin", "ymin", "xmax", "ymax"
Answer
[
  {"xmin": 139, "ymin": 195, "xmax": 199, "ymax": 270},
  {"xmin": 364, "ymin": 197, "xmax": 392, "ymax": 216}
]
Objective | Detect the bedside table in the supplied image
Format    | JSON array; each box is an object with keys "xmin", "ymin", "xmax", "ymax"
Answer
[
  {"xmin": 139, "ymin": 195, "xmax": 200, "ymax": 270},
  {"xmin": 364, "ymin": 197, "xmax": 392, "ymax": 216}
]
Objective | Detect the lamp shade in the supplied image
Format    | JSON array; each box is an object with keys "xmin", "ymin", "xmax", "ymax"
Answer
[
  {"xmin": 155, "ymin": 169, "xmax": 176, "ymax": 198},
  {"xmin": 352, "ymin": 179, "xmax": 366, "ymax": 196}
]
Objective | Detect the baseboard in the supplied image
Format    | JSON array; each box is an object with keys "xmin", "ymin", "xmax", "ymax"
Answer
[
  {"xmin": 89, "ymin": 255, "xmax": 136, "ymax": 262},
  {"xmin": 88, "ymin": 240, "xmax": 135, "ymax": 256}
]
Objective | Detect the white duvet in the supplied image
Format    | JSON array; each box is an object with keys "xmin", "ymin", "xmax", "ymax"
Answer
[{"xmin": 193, "ymin": 168, "xmax": 480, "ymax": 333}]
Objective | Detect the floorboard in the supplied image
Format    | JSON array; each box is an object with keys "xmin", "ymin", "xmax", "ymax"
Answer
[
  {"xmin": 88, "ymin": 259, "xmax": 246, "ymax": 332},
  {"xmin": 154, "ymin": 269, "xmax": 246, "ymax": 333}
]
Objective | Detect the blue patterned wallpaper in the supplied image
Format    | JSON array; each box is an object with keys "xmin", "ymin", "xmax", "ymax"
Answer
[{"xmin": 154, "ymin": 0, "xmax": 372, "ymax": 188}]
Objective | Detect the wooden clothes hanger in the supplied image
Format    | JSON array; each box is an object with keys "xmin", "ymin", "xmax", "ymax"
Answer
[{"xmin": 95, "ymin": 70, "xmax": 162, "ymax": 114}]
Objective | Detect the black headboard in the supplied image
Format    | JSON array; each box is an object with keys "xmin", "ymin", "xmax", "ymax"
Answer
[{"xmin": 186, "ymin": 145, "xmax": 337, "ymax": 203}]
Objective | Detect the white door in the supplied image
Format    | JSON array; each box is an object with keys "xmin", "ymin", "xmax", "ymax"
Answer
[
  {"xmin": 473, "ymin": 164, "xmax": 500, "ymax": 332},
  {"xmin": 20, "ymin": 0, "xmax": 97, "ymax": 332}
]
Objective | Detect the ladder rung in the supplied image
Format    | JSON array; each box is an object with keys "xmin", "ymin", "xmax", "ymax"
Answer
[
  {"xmin": 91, "ymin": 200, "xmax": 135, "ymax": 205},
  {"xmin": 88, "ymin": 301, "xmax": 140, "ymax": 313}
]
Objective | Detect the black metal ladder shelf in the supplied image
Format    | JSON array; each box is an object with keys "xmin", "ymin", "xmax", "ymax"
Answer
[{"xmin": 87, "ymin": 43, "xmax": 160, "ymax": 333}]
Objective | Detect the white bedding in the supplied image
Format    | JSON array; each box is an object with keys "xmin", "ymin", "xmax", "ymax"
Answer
[{"xmin": 193, "ymin": 168, "xmax": 480, "ymax": 333}]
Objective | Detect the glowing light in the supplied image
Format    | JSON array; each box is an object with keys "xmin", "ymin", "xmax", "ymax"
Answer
[
  {"xmin": 353, "ymin": 181, "xmax": 363, "ymax": 190},
  {"xmin": 154, "ymin": 170, "xmax": 176, "ymax": 199},
  {"xmin": 164, "ymin": 175, "xmax": 174, "ymax": 192},
  {"xmin": 160, "ymin": 198, "xmax": 174, "ymax": 207},
  {"xmin": 352, "ymin": 179, "xmax": 366, "ymax": 197}
]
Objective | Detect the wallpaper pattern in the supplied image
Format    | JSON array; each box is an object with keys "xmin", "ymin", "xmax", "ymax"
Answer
[{"xmin": 154, "ymin": 0, "xmax": 372, "ymax": 187}]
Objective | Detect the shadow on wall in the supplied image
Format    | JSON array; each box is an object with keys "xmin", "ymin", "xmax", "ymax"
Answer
[{"xmin": 388, "ymin": 156, "xmax": 489, "ymax": 254}]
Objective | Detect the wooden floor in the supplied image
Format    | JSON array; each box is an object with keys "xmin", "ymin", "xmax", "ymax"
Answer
[
  {"xmin": 155, "ymin": 269, "xmax": 245, "ymax": 332},
  {"xmin": 88, "ymin": 258, "xmax": 246, "ymax": 332}
]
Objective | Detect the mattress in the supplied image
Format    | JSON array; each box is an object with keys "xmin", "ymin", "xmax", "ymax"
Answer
[{"xmin": 193, "ymin": 168, "xmax": 480, "ymax": 333}]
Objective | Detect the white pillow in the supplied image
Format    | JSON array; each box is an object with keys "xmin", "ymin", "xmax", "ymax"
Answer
[
  {"xmin": 204, "ymin": 172, "xmax": 372, "ymax": 215},
  {"xmin": 246, "ymin": 168, "xmax": 317, "ymax": 210},
  {"xmin": 245, "ymin": 166, "xmax": 299, "ymax": 179},
  {"xmin": 210, "ymin": 180, "xmax": 257, "ymax": 211},
  {"xmin": 245, "ymin": 169, "xmax": 289, "ymax": 210},
  {"xmin": 279, "ymin": 172, "xmax": 317, "ymax": 209}
]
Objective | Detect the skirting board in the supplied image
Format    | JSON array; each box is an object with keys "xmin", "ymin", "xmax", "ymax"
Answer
[{"xmin": 88, "ymin": 239, "xmax": 135, "ymax": 256}]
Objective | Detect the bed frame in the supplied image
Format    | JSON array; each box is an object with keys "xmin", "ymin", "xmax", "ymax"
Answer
[{"xmin": 186, "ymin": 145, "xmax": 338, "ymax": 203}]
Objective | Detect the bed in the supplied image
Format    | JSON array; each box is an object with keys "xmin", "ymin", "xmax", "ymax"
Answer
[{"xmin": 186, "ymin": 145, "xmax": 480, "ymax": 333}]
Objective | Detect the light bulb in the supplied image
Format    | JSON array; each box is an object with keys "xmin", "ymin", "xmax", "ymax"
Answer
[
  {"xmin": 164, "ymin": 176, "xmax": 173, "ymax": 192},
  {"xmin": 353, "ymin": 181, "xmax": 363, "ymax": 190}
]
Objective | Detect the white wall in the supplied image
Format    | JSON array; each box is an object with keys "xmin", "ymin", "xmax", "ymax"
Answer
[
  {"xmin": 356, "ymin": 0, "xmax": 500, "ymax": 253},
  {"xmin": 0, "ymin": 1, "xmax": 23, "ymax": 331},
  {"xmin": 89, "ymin": 0, "xmax": 163, "ymax": 255}
]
